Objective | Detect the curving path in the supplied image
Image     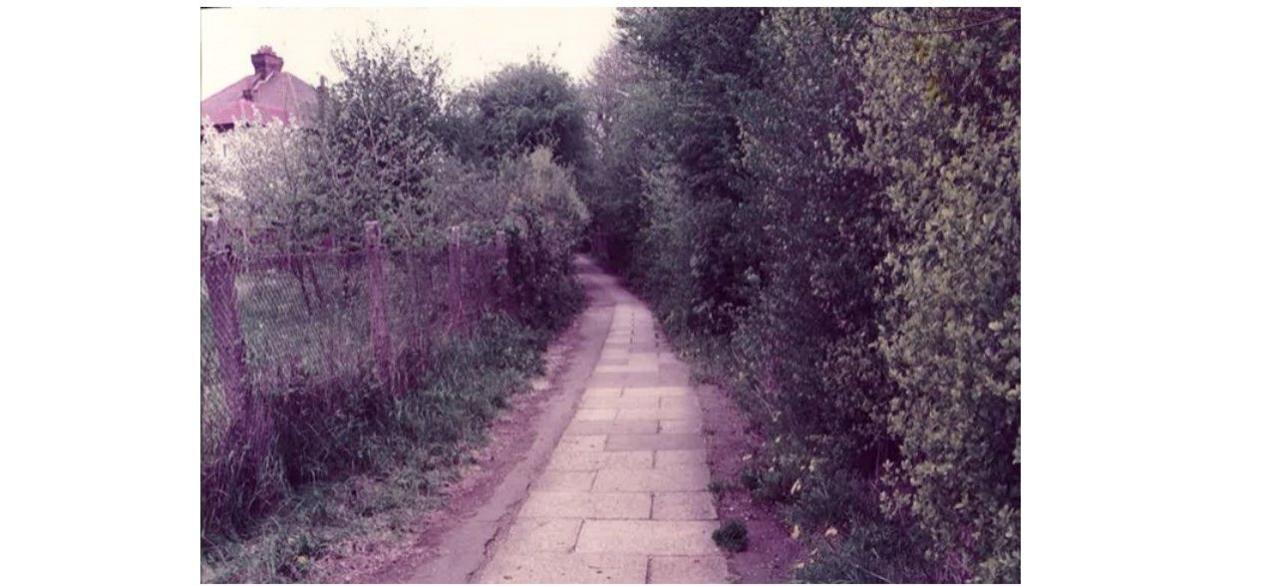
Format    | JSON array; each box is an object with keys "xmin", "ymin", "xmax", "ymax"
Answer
[{"xmin": 475, "ymin": 260, "xmax": 729, "ymax": 583}]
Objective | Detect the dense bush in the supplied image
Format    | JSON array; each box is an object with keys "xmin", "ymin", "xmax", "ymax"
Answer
[
  {"xmin": 863, "ymin": 9, "xmax": 1021, "ymax": 582},
  {"xmin": 586, "ymin": 7, "xmax": 1020, "ymax": 582},
  {"xmin": 452, "ymin": 58, "xmax": 592, "ymax": 173},
  {"xmin": 498, "ymin": 148, "xmax": 591, "ymax": 327},
  {"xmin": 730, "ymin": 8, "xmax": 897, "ymax": 475},
  {"xmin": 611, "ymin": 7, "xmax": 765, "ymax": 337}
]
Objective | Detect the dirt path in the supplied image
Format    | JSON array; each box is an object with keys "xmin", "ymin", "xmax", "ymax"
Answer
[{"xmin": 387, "ymin": 255, "xmax": 730, "ymax": 583}]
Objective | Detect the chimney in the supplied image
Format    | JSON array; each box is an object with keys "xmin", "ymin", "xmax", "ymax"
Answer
[{"xmin": 250, "ymin": 45, "xmax": 284, "ymax": 77}]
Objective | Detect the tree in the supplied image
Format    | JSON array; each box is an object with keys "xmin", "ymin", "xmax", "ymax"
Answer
[
  {"xmin": 463, "ymin": 58, "xmax": 590, "ymax": 173},
  {"xmin": 200, "ymin": 120, "xmax": 324, "ymax": 255},
  {"xmin": 312, "ymin": 26, "xmax": 450, "ymax": 247},
  {"xmin": 579, "ymin": 40, "xmax": 662, "ymax": 271},
  {"xmin": 614, "ymin": 7, "xmax": 767, "ymax": 336}
]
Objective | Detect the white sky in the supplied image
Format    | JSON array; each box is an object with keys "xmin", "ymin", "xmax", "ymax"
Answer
[{"xmin": 201, "ymin": 7, "xmax": 619, "ymax": 98}]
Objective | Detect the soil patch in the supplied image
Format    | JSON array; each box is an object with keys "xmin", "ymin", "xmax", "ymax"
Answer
[{"xmin": 695, "ymin": 383, "xmax": 806, "ymax": 583}]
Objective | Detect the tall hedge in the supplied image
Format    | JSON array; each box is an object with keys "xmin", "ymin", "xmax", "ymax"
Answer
[
  {"xmin": 862, "ymin": 9, "xmax": 1021, "ymax": 581},
  {"xmin": 614, "ymin": 7, "xmax": 765, "ymax": 337},
  {"xmin": 585, "ymin": 7, "xmax": 1020, "ymax": 582},
  {"xmin": 732, "ymin": 8, "xmax": 896, "ymax": 474}
]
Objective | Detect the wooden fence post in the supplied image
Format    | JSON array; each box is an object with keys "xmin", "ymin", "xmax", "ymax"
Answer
[
  {"xmin": 447, "ymin": 225, "xmax": 465, "ymax": 327},
  {"xmin": 364, "ymin": 220, "xmax": 393, "ymax": 392},
  {"xmin": 202, "ymin": 219, "xmax": 250, "ymax": 417}
]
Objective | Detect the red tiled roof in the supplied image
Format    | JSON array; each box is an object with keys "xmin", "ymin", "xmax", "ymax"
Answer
[{"xmin": 201, "ymin": 47, "xmax": 318, "ymax": 128}]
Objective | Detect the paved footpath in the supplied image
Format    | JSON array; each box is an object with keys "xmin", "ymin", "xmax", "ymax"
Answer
[{"xmin": 476, "ymin": 295, "xmax": 729, "ymax": 583}]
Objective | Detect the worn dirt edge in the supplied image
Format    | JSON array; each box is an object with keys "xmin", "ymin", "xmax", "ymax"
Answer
[
  {"xmin": 695, "ymin": 382, "xmax": 807, "ymax": 583},
  {"xmin": 354, "ymin": 257, "xmax": 617, "ymax": 583}
]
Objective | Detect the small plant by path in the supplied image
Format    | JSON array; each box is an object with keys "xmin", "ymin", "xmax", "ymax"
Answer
[{"xmin": 713, "ymin": 519, "xmax": 749, "ymax": 553}]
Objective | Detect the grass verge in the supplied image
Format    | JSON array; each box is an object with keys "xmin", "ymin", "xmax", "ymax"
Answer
[{"xmin": 201, "ymin": 313, "xmax": 563, "ymax": 583}]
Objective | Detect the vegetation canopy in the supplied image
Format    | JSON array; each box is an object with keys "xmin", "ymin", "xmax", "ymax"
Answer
[
  {"xmin": 583, "ymin": 7, "xmax": 1020, "ymax": 582},
  {"xmin": 200, "ymin": 8, "xmax": 1020, "ymax": 582}
]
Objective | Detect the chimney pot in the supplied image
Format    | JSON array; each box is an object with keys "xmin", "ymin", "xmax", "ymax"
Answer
[{"xmin": 250, "ymin": 45, "xmax": 284, "ymax": 77}]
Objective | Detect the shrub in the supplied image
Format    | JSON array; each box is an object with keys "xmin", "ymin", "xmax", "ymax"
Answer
[
  {"xmin": 498, "ymin": 148, "xmax": 591, "ymax": 328},
  {"xmin": 200, "ymin": 121, "xmax": 324, "ymax": 255},
  {"xmin": 712, "ymin": 519, "xmax": 750, "ymax": 553}
]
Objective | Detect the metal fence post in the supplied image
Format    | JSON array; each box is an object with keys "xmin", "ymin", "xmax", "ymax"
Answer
[{"xmin": 364, "ymin": 220, "xmax": 393, "ymax": 392}]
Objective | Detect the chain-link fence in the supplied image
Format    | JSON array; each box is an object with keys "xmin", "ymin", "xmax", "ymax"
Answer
[{"xmin": 200, "ymin": 219, "xmax": 509, "ymax": 534}]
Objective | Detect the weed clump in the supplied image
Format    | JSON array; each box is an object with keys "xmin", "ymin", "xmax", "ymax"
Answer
[{"xmin": 712, "ymin": 519, "xmax": 749, "ymax": 553}]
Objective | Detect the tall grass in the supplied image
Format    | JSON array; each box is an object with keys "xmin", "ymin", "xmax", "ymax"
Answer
[
  {"xmin": 200, "ymin": 232, "xmax": 583, "ymax": 583},
  {"xmin": 201, "ymin": 312, "xmax": 563, "ymax": 582}
]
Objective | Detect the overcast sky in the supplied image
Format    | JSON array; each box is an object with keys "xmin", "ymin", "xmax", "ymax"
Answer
[{"xmin": 201, "ymin": 7, "xmax": 619, "ymax": 98}]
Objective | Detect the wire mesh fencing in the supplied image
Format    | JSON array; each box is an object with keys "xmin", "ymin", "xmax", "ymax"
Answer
[{"xmin": 200, "ymin": 219, "xmax": 510, "ymax": 532}]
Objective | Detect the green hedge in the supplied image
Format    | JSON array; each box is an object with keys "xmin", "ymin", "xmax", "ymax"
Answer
[{"xmin": 585, "ymin": 7, "xmax": 1020, "ymax": 582}]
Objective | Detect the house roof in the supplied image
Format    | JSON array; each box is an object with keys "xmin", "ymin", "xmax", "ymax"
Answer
[{"xmin": 201, "ymin": 46, "xmax": 318, "ymax": 128}]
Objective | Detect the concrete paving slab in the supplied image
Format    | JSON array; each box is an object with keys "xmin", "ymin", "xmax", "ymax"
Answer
[
  {"xmin": 659, "ymin": 419, "xmax": 703, "ymax": 435},
  {"xmin": 659, "ymin": 396, "xmax": 700, "ymax": 410},
  {"xmin": 605, "ymin": 433, "xmax": 704, "ymax": 452},
  {"xmin": 595, "ymin": 363, "xmax": 660, "ymax": 373},
  {"xmin": 614, "ymin": 406, "xmax": 699, "ymax": 421},
  {"xmin": 614, "ymin": 407, "xmax": 663, "ymax": 421},
  {"xmin": 583, "ymin": 387, "xmax": 622, "ymax": 398},
  {"xmin": 648, "ymin": 555, "xmax": 731, "ymax": 583},
  {"xmin": 531, "ymin": 471, "xmax": 597, "ymax": 492},
  {"xmin": 478, "ymin": 552, "xmax": 648, "ymax": 584},
  {"xmin": 654, "ymin": 449, "xmax": 707, "ymax": 468},
  {"xmin": 587, "ymin": 372, "xmax": 692, "ymax": 388},
  {"xmin": 499, "ymin": 518, "xmax": 583, "ymax": 553},
  {"xmin": 575, "ymin": 520, "xmax": 720, "ymax": 555},
  {"xmin": 573, "ymin": 408, "xmax": 618, "ymax": 421},
  {"xmin": 622, "ymin": 386, "xmax": 693, "ymax": 398},
  {"xmin": 475, "ymin": 291, "xmax": 728, "ymax": 583},
  {"xmin": 563, "ymin": 419, "xmax": 659, "ymax": 436},
  {"xmin": 555, "ymin": 435, "xmax": 607, "ymax": 452},
  {"xmin": 593, "ymin": 465, "xmax": 710, "ymax": 492},
  {"xmin": 518, "ymin": 492, "xmax": 652, "ymax": 519},
  {"xmin": 580, "ymin": 395, "xmax": 662, "ymax": 409},
  {"xmin": 652, "ymin": 492, "xmax": 717, "ymax": 520},
  {"xmin": 546, "ymin": 450, "xmax": 654, "ymax": 472},
  {"xmin": 659, "ymin": 406, "xmax": 701, "ymax": 420}
]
